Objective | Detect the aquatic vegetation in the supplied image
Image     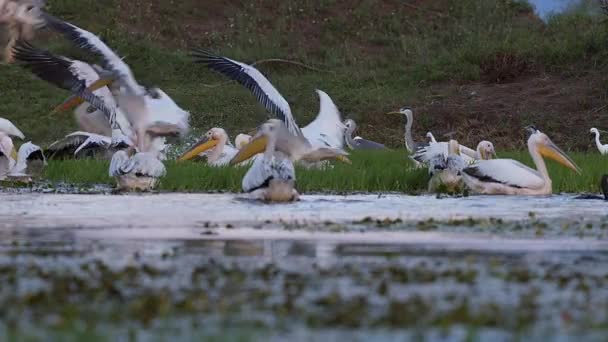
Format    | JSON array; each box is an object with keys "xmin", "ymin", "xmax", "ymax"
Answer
[{"xmin": 38, "ymin": 150, "xmax": 608, "ymax": 194}]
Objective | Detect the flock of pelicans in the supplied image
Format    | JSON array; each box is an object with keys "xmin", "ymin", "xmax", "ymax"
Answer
[{"xmin": 0, "ymin": 1, "xmax": 606, "ymax": 202}]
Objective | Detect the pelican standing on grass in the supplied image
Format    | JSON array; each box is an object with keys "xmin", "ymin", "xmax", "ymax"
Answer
[
  {"xmin": 343, "ymin": 119, "xmax": 387, "ymax": 150},
  {"xmin": 413, "ymin": 140, "xmax": 496, "ymax": 165},
  {"xmin": 229, "ymin": 119, "xmax": 350, "ymax": 202},
  {"xmin": 191, "ymin": 50, "xmax": 345, "ymax": 152},
  {"xmin": 590, "ymin": 128, "xmax": 608, "ymax": 155},
  {"xmin": 462, "ymin": 129, "xmax": 580, "ymax": 195}
]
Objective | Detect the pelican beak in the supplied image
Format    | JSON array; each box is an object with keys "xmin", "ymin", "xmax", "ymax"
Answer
[
  {"xmin": 336, "ymin": 155, "xmax": 352, "ymax": 164},
  {"xmin": 52, "ymin": 76, "xmax": 115, "ymax": 113},
  {"xmin": 230, "ymin": 136, "xmax": 267, "ymax": 166},
  {"xmin": 10, "ymin": 147, "xmax": 17, "ymax": 161},
  {"xmin": 178, "ymin": 137, "xmax": 219, "ymax": 162},
  {"xmin": 538, "ymin": 140, "xmax": 581, "ymax": 174}
]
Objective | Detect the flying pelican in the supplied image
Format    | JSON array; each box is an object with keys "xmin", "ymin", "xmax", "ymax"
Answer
[
  {"xmin": 462, "ymin": 129, "xmax": 580, "ymax": 195},
  {"xmin": 590, "ymin": 128, "xmax": 608, "ymax": 155},
  {"xmin": 39, "ymin": 12, "xmax": 189, "ymax": 152},
  {"xmin": 0, "ymin": 0, "xmax": 44, "ymax": 63},
  {"xmin": 229, "ymin": 119, "xmax": 350, "ymax": 202},
  {"xmin": 191, "ymin": 50, "xmax": 345, "ymax": 150},
  {"xmin": 428, "ymin": 140, "xmax": 465, "ymax": 194},
  {"xmin": 12, "ymin": 41, "xmax": 136, "ymax": 139},
  {"xmin": 343, "ymin": 119, "xmax": 387, "ymax": 150}
]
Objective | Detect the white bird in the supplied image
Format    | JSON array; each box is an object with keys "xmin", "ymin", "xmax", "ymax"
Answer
[
  {"xmin": 191, "ymin": 50, "xmax": 345, "ymax": 151},
  {"xmin": 229, "ymin": 119, "xmax": 350, "ymax": 202},
  {"xmin": 413, "ymin": 140, "xmax": 496, "ymax": 166},
  {"xmin": 590, "ymin": 128, "xmax": 608, "ymax": 155},
  {"xmin": 178, "ymin": 127, "xmax": 241, "ymax": 166},
  {"xmin": 428, "ymin": 140, "xmax": 465, "ymax": 194},
  {"xmin": 40, "ymin": 12, "xmax": 189, "ymax": 152},
  {"xmin": 343, "ymin": 119, "xmax": 387, "ymax": 150},
  {"xmin": 12, "ymin": 41, "xmax": 135, "ymax": 143},
  {"xmin": 0, "ymin": 117, "xmax": 24, "ymax": 139},
  {"xmin": 109, "ymin": 150, "xmax": 166, "ymax": 191},
  {"xmin": 462, "ymin": 130, "xmax": 580, "ymax": 195},
  {"xmin": 426, "ymin": 132, "xmax": 437, "ymax": 143},
  {"xmin": 45, "ymin": 131, "xmax": 131, "ymax": 159},
  {"xmin": 0, "ymin": 136, "xmax": 45, "ymax": 182}
]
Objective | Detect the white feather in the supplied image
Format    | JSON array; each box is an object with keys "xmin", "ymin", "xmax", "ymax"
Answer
[
  {"xmin": 465, "ymin": 159, "xmax": 545, "ymax": 190},
  {"xmin": 0, "ymin": 117, "xmax": 24, "ymax": 139},
  {"xmin": 302, "ymin": 90, "xmax": 344, "ymax": 149},
  {"xmin": 242, "ymin": 154, "xmax": 295, "ymax": 193}
]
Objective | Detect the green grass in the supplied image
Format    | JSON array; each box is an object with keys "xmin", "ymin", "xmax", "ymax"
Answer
[
  {"xmin": 41, "ymin": 150, "xmax": 607, "ymax": 194},
  {"xmin": 1, "ymin": 0, "xmax": 608, "ymax": 150}
]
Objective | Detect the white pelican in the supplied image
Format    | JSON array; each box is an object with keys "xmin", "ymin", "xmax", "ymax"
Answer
[
  {"xmin": 428, "ymin": 140, "xmax": 465, "ymax": 194},
  {"xmin": 40, "ymin": 12, "xmax": 189, "ymax": 152},
  {"xmin": 1, "ymin": 141, "xmax": 45, "ymax": 182},
  {"xmin": 462, "ymin": 130, "xmax": 580, "ymax": 195},
  {"xmin": 343, "ymin": 119, "xmax": 387, "ymax": 150},
  {"xmin": 413, "ymin": 139, "xmax": 496, "ymax": 165},
  {"xmin": 229, "ymin": 119, "xmax": 350, "ymax": 202},
  {"xmin": 178, "ymin": 127, "xmax": 240, "ymax": 166},
  {"xmin": 235, "ymin": 133, "xmax": 252, "ymax": 149},
  {"xmin": 12, "ymin": 41, "xmax": 135, "ymax": 143},
  {"xmin": 0, "ymin": 0, "xmax": 44, "ymax": 63},
  {"xmin": 191, "ymin": 50, "xmax": 345, "ymax": 150},
  {"xmin": 590, "ymin": 128, "xmax": 608, "ymax": 155},
  {"xmin": 426, "ymin": 132, "xmax": 437, "ymax": 143}
]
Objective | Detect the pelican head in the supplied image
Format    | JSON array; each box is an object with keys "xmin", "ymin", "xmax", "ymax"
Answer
[
  {"xmin": 178, "ymin": 128, "xmax": 227, "ymax": 161},
  {"xmin": 477, "ymin": 140, "xmax": 496, "ymax": 160},
  {"xmin": 530, "ymin": 131, "xmax": 580, "ymax": 174},
  {"xmin": 235, "ymin": 133, "xmax": 252, "ymax": 149}
]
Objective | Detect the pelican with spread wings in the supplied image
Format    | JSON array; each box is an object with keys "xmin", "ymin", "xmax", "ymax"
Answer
[{"xmin": 191, "ymin": 50, "xmax": 345, "ymax": 152}]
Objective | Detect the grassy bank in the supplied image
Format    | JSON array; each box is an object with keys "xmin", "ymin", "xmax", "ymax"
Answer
[
  {"xmin": 39, "ymin": 150, "xmax": 606, "ymax": 194},
  {"xmin": 1, "ymin": 0, "xmax": 608, "ymax": 150}
]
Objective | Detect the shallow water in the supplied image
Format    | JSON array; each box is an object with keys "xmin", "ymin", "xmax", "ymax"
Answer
[{"xmin": 1, "ymin": 192, "xmax": 607, "ymax": 340}]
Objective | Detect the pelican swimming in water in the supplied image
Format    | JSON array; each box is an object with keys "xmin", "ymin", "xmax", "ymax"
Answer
[
  {"xmin": 191, "ymin": 50, "xmax": 345, "ymax": 151},
  {"xmin": 229, "ymin": 119, "xmax": 350, "ymax": 202},
  {"xmin": 462, "ymin": 129, "xmax": 580, "ymax": 195},
  {"xmin": 590, "ymin": 128, "xmax": 608, "ymax": 155},
  {"xmin": 428, "ymin": 140, "xmax": 465, "ymax": 194},
  {"xmin": 178, "ymin": 128, "xmax": 252, "ymax": 166},
  {"xmin": 343, "ymin": 119, "xmax": 387, "ymax": 150}
]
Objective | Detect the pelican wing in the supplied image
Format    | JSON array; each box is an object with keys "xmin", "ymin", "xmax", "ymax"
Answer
[
  {"xmin": 463, "ymin": 159, "xmax": 544, "ymax": 189},
  {"xmin": 41, "ymin": 12, "xmax": 140, "ymax": 91},
  {"xmin": 46, "ymin": 131, "xmax": 110, "ymax": 158},
  {"xmin": 191, "ymin": 49, "xmax": 301, "ymax": 136},
  {"xmin": 413, "ymin": 142, "xmax": 474, "ymax": 164},
  {"xmin": 301, "ymin": 90, "xmax": 344, "ymax": 149},
  {"xmin": 0, "ymin": 117, "xmax": 24, "ymax": 139},
  {"xmin": 13, "ymin": 41, "xmax": 88, "ymax": 91}
]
